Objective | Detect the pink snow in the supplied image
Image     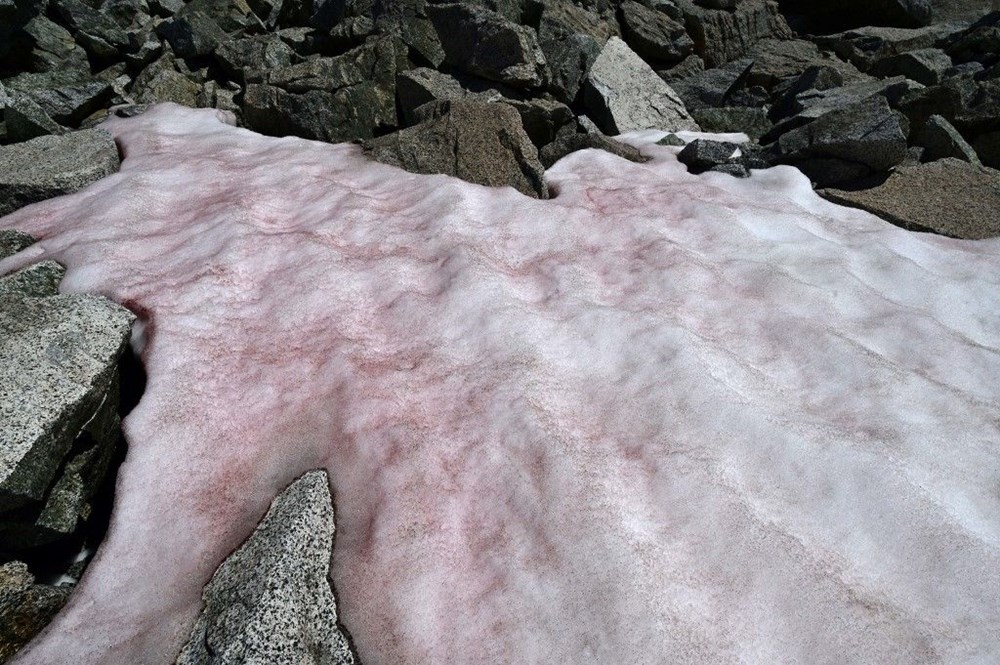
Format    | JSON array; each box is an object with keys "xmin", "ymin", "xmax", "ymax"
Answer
[{"xmin": 2, "ymin": 103, "xmax": 999, "ymax": 663}]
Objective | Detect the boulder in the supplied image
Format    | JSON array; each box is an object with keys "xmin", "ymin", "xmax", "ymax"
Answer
[
  {"xmin": 156, "ymin": 11, "xmax": 230, "ymax": 59},
  {"xmin": 677, "ymin": 137, "xmax": 739, "ymax": 172},
  {"xmin": 618, "ymin": 0, "xmax": 694, "ymax": 64},
  {"xmin": 670, "ymin": 57, "xmax": 753, "ymax": 110},
  {"xmin": 535, "ymin": 0, "xmax": 619, "ymax": 104},
  {"xmin": 503, "ymin": 96, "xmax": 576, "ymax": 147},
  {"xmin": 584, "ymin": 36, "xmax": 699, "ymax": 134},
  {"xmin": 2, "ymin": 70, "xmax": 113, "ymax": 127},
  {"xmin": 368, "ymin": 0, "xmax": 445, "ymax": 69},
  {"xmin": 3, "ymin": 92, "xmax": 65, "ymax": 142},
  {"xmin": 871, "ymin": 48, "xmax": 953, "ymax": 85},
  {"xmin": 771, "ymin": 95, "xmax": 909, "ymax": 187},
  {"xmin": 777, "ymin": 0, "xmax": 933, "ymax": 30},
  {"xmin": 674, "ymin": 0, "xmax": 792, "ymax": 67},
  {"xmin": 131, "ymin": 52, "xmax": 202, "ymax": 107},
  {"xmin": 0, "ymin": 129, "xmax": 120, "ymax": 217},
  {"xmin": 917, "ymin": 113, "xmax": 981, "ymax": 163},
  {"xmin": 214, "ymin": 34, "xmax": 296, "ymax": 82},
  {"xmin": 538, "ymin": 126, "xmax": 649, "ymax": 168},
  {"xmin": 821, "ymin": 158, "xmax": 1000, "ymax": 239},
  {"xmin": 0, "ymin": 561, "xmax": 71, "ymax": 663},
  {"xmin": 941, "ymin": 11, "xmax": 1000, "ymax": 68},
  {"xmin": 363, "ymin": 100, "xmax": 549, "ymax": 198},
  {"xmin": 691, "ymin": 106, "xmax": 771, "ymax": 140},
  {"xmin": 816, "ymin": 22, "xmax": 970, "ymax": 72},
  {"xmin": 49, "ymin": 0, "xmax": 130, "ymax": 60},
  {"xmin": 19, "ymin": 15, "xmax": 90, "ymax": 72},
  {"xmin": 174, "ymin": 470, "xmax": 356, "ymax": 665},
  {"xmin": 395, "ymin": 67, "xmax": 502, "ymax": 125},
  {"xmin": 744, "ymin": 38, "xmax": 862, "ymax": 90},
  {"xmin": 427, "ymin": 3, "xmax": 547, "ymax": 89}
]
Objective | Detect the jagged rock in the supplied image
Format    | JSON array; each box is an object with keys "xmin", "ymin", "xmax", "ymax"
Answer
[
  {"xmin": 2, "ymin": 70, "xmax": 113, "ymax": 127},
  {"xmin": 656, "ymin": 132, "xmax": 686, "ymax": 145},
  {"xmin": 131, "ymin": 52, "xmax": 202, "ymax": 106},
  {"xmin": 707, "ymin": 161, "xmax": 750, "ymax": 176},
  {"xmin": 99, "ymin": 0, "xmax": 152, "ymax": 29},
  {"xmin": 396, "ymin": 67, "xmax": 473, "ymax": 124},
  {"xmin": 427, "ymin": 3, "xmax": 547, "ymax": 89},
  {"xmin": 0, "ymin": 129, "xmax": 119, "ymax": 217},
  {"xmin": 175, "ymin": 470, "xmax": 355, "ymax": 665},
  {"xmin": 368, "ymin": 0, "xmax": 445, "ymax": 68},
  {"xmin": 156, "ymin": 12, "xmax": 230, "ymax": 59},
  {"xmin": 3, "ymin": 92, "xmax": 64, "ymax": 142},
  {"xmin": 670, "ymin": 57, "xmax": 753, "ymax": 110},
  {"xmin": 20, "ymin": 15, "xmax": 90, "ymax": 72},
  {"xmin": 674, "ymin": 0, "xmax": 792, "ymax": 67},
  {"xmin": 363, "ymin": 100, "xmax": 548, "ymax": 198},
  {"xmin": 677, "ymin": 137, "xmax": 739, "ymax": 172},
  {"xmin": 871, "ymin": 48, "xmax": 953, "ymax": 85},
  {"xmin": 951, "ymin": 79, "xmax": 1000, "ymax": 136},
  {"xmin": 538, "ymin": 128, "xmax": 649, "ymax": 168},
  {"xmin": 893, "ymin": 75, "xmax": 976, "ymax": 129},
  {"xmin": 691, "ymin": 106, "xmax": 771, "ymax": 140},
  {"xmin": 821, "ymin": 158, "xmax": 1000, "ymax": 238},
  {"xmin": 972, "ymin": 129, "xmax": 1000, "ymax": 168},
  {"xmin": 535, "ymin": 0, "xmax": 619, "ymax": 104},
  {"xmin": 584, "ymin": 37, "xmax": 699, "ymax": 134},
  {"xmin": 502, "ymin": 96, "xmax": 576, "ymax": 147},
  {"xmin": 744, "ymin": 38, "xmax": 861, "ymax": 90},
  {"xmin": 816, "ymin": 22, "xmax": 970, "ymax": 72},
  {"xmin": 777, "ymin": 0, "xmax": 933, "ymax": 30},
  {"xmin": 658, "ymin": 53, "xmax": 705, "ymax": 81},
  {"xmin": 771, "ymin": 95, "xmax": 909, "ymax": 187},
  {"xmin": 917, "ymin": 113, "xmax": 981, "ymax": 163},
  {"xmin": 243, "ymin": 36, "xmax": 402, "ymax": 142},
  {"xmin": 177, "ymin": 0, "xmax": 265, "ymax": 33},
  {"xmin": 49, "ymin": 0, "xmax": 130, "ymax": 60},
  {"xmin": 0, "ymin": 562, "xmax": 72, "ymax": 663},
  {"xmin": 618, "ymin": 0, "xmax": 693, "ymax": 64},
  {"xmin": 941, "ymin": 11, "xmax": 1000, "ymax": 68},
  {"xmin": 214, "ymin": 34, "xmax": 295, "ymax": 82}
]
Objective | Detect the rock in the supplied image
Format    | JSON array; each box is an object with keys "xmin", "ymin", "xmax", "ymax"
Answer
[
  {"xmin": 691, "ymin": 106, "xmax": 771, "ymax": 140},
  {"xmin": 674, "ymin": 0, "xmax": 793, "ymax": 67},
  {"xmin": 950, "ymin": 79, "xmax": 1000, "ymax": 136},
  {"xmin": 0, "ymin": 561, "xmax": 72, "ymax": 663},
  {"xmin": 584, "ymin": 37, "xmax": 699, "ymax": 134},
  {"xmin": 427, "ymin": 3, "xmax": 547, "ymax": 89},
  {"xmin": 535, "ymin": 0, "xmax": 617, "ymax": 104},
  {"xmin": 707, "ymin": 161, "xmax": 750, "ymax": 176},
  {"xmin": 772, "ymin": 95, "xmax": 909, "ymax": 187},
  {"xmin": 156, "ymin": 11, "xmax": 230, "ymax": 59},
  {"xmin": 2, "ymin": 70, "xmax": 113, "ymax": 127},
  {"xmin": 4, "ymin": 92, "xmax": 65, "ymax": 142},
  {"xmin": 656, "ymin": 132, "xmax": 686, "ymax": 145},
  {"xmin": 821, "ymin": 158, "xmax": 1000, "ymax": 238},
  {"xmin": 893, "ymin": 75, "xmax": 976, "ymax": 129},
  {"xmin": 941, "ymin": 11, "xmax": 1000, "ymax": 68},
  {"xmin": 363, "ymin": 100, "xmax": 549, "ymax": 198},
  {"xmin": 174, "ymin": 470, "xmax": 356, "ymax": 665},
  {"xmin": 396, "ymin": 67, "xmax": 482, "ymax": 124},
  {"xmin": 243, "ymin": 36, "xmax": 402, "ymax": 142},
  {"xmin": 677, "ymin": 137, "xmax": 739, "ymax": 172},
  {"xmin": 503, "ymin": 96, "xmax": 576, "ymax": 147},
  {"xmin": 777, "ymin": 0, "xmax": 933, "ymax": 30},
  {"xmin": 618, "ymin": 0, "xmax": 694, "ymax": 64},
  {"xmin": 214, "ymin": 34, "xmax": 296, "ymax": 82},
  {"xmin": 49, "ymin": 0, "xmax": 130, "ymax": 60},
  {"xmin": 917, "ymin": 113, "xmax": 981, "ymax": 163},
  {"xmin": 816, "ymin": 22, "xmax": 970, "ymax": 72},
  {"xmin": 538, "ymin": 127, "xmax": 650, "ymax": 168},
  {"xmin": 658, "ymin": 53, "xmax": 705, "ymax": 81},
  {"xmin": 744, "ymin": 38, "xmax": 861, "ymax": 90},
  {"xmin": 20, "ymin": 15, "xmax": 90, "ymax": 72},
  {"xmin": 871, "ymin": 48, "xmax": 953, "ymax": 85},
  {"xmin": 368, "ymin": 0, "xmax": 445, "ymax": 69},
  {"xmin": 670, "ymin": 57, "xmax": 753, "ymax": 110},
  {"xmin": 972, "ymin": 129, "xmax": 1000, "ymax": 168},
  {"xmin": 131, "ymin": 52, "xmax": 202, "ymax": 106},
  {"xmin": 0, "ymin": 129, "xmax": 120, "ymax": 217},
  {"xmin": 177, "ymin": 0, "xmax": 265, "ymax": 33}
]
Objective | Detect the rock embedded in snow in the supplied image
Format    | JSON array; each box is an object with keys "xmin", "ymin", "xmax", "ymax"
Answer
[
  {"xmin": 677, "ymin": 137, "xmax": 739, "ymax": 172},
  {"xmin": 821, "ymin": 157, "xmax": 1000, "ymax": 238},
  {"xmin": 584, "ymin": 36, "xmax": 699, "ymax": 134},
  {"xmin": 0, "ymin": 129, "xmax": 120, "ymax": 217},
  {"xmin": 175, "ymin": 470, "xmax": 355, "ymax": 665}
]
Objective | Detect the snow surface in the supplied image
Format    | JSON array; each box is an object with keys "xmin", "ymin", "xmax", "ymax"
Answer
[{"xmin": 2, "ymin": 103, "xmax": 999, "ymax": 664}]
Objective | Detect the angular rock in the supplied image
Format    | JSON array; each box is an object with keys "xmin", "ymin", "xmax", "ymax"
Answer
[
  {"xmin": 618, "ymin": 0, "xmax": 694, "ymax": 64},
  {"xmin": 777, "ymin": 0, "xmax": 933, "ymax": 30},
  {"xmin": 363, "ymin": 100, "xmax": 549, "ymax": 198},
  {"xmin": 691, "ymin": 106, "xmax": 771, "ymax": 140},
  {"xmin": 0, "ymin": 129, "xmax": 120, "ymax": 217},
  {"xmin": 538, "ymin": 128, "xmax": 649, "ymax": 168},
  {"xmin": 584, "ymin": 36, "xmax": 699, "ymax": 134},
  {"xmin": 214, "ymin": 34, "xmax": 295, "ymax": 81},
  {"xmin": 175, "ymin": 470, "xmax": 356, "ymax": 665},
  {"xmin": 49, "ymin": 0, "xmax": 130, "ymax": 60},
  {"xmin": 815, "ymin": 22, "xmax": 970, "ymax": 72},
  {"xmin": 871, "ymin": 48, "xmax": 953, "ymax": 85},
  {"xmin": 427, "ymin": 3, "xmax": 547, "ymax": 89},
  {"xmin": 658, "ymin": 53, "xmax": 705, "ymax": 81},
  {"xmin": 772, "ymin": 95, "xmax": 909, "ymax": 187},
  {"xmin": 395, "ymin": 67, "xmax": 493, "ymax": 124},
  {"xmin": 893, "ymin": 75, "xmax": 976, "ymax": 130},
  {"xmin": 677, "ymin": 137, "xmax": 739, "ymax": 172},
  {"xmin": 535, "ymin": 0, "xmax": 619, "ymax": 104},
  {"xmin": 674, "ymin": 0, "xmax": 792, "ymax": 67},
  {"xmin": 176, "ymin": 0, "xmax": 265, "ymax": 33},
  {"xmin": 744, "ymin": 38, "xmax": 861, "ymax": 90},
  {"xmin": 502, "ymin": 96, "xmax": 576, "ymax": 147},
  {"xmin": 0, "ymin": 562, "xmax": 71, "ymax": 663},
  {"xmin": 2, "ymin": 70, "xmax": 113, "ymax": 127},
  {"xmin": 131, "ymin": 52, "xmax": 202, "ymax": 107},
  {"xmin": 20, "ymin": 15, "xmax": 89, "ymax": 72},
  {"xmin": 821, "ymin": 158, "xmax": 1000, "ymax": 239},
  {"xmin": 3, "ymin": 92, "xmax": 64, "ymax": 142},
  {"xmin": 368, "ymin": 0, "xmax": 445, "ymax": 68},
  {"xmin": 670, "ymin": 57, "xmax": 753, "ymax": 110},
  {"xmin": 156, "ymin": 11, "xmax": 230, "ymax": 59},
  {"xmin": 917, "ymin": 113, "xmax": 981, "ymax": 163},
  {"xmin": 941, "ymin": 11, "xmax": 1000, "ymax": 68}
]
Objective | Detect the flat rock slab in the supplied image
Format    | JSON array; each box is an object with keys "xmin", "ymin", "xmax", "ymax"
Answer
[
  {"xmin": 0, "ymin": 129, "xmax": 120, "ymax": 217},
  {"xmin": 821, "ymin": 158, "xmax": 1000, "ymax": 239}
]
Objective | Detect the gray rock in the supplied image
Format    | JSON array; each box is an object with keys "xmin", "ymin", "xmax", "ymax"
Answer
[
  {"xmin": 584, "ymin": 36, "xmax": 699, "ymax": 134},
  {"xmin": 214, "ymin": 34, "xmax": 296, "ymax": 82},
  {"xmin": 535, "ymin": 0, "xmax": 618, "ymax": 104},
  {"xmin": 677, "ymin": 137, "xmax": 739, "ymax": 172},
  {"xmin": 674, "ymin": 0, "xmax": 793, "ymax": 67},
  {"xmin": 20, "ymin": 15, "xmax": 90, "ymax": 72},
  {"xmin": 815, "ymin": 22, "xmax": 971, "ymax": 72},
  {"xmin": 744, "ymin": 38, "xmax": 862, "ymax": 90},
  {"xmin": 178, "ymin": 0, "xmax": 265, "ymax": 33},
  {"xmin": 773, "ymin": 95, "xmax": 909, "ymax": 187},
  {"xmin": 174, "ymin": 470, "xmax": 356, "ymax": 665},
  {"xmin": 656, "ymin": 132, "xmax": 687, "ymax": 145},
  {"xmin": 396, "ymin": 67, "xmax": 481, "ymax": 124},
  {"xmin": 0, "ymin": 129, "xmax": 120, "ymax": 217},
  {"xmin": 893, "ymin": 75, "xmax": 976, "ymax": 130},
  {"xmin": 670, "ymin": 57, "xmax": 753, "ymax": 110},
  {"xmin": 49, "ymin": 0, "xmax": 130, "ymax": 60},
  {"xmin": 428, "ymin": 3, "xmax": 547, "ymax": 89},
  {"xmin": 707, "ymin": 161, "xmax": 750, "ymax": 176},
  {"xmin": 131, "ymin": 52, "xmax": 202, "ymax": 106},
  {"xmin": 368, "ymin": 0, "xmax": 445, "ymax": 68},
  {"xmin": 918, "ymin": 113, "xmax": 981, "ymax": 163},
  {"xmin": 2, "ymin": 70, "xmax": 113, "ymax": 127},
  {"xmin": 156, "ymin": 11, "xmax": 230, "ymax": 59},
  {"xmin": 871, "ymin": 48, "xmax": 953, "ymax": 85},
  {"xmin": 502, "ymin": 96, "xmax": 576, "ymax": 147},
  {"xmin": 4, "ymin": 92, "xmax": 65, "ymax": 142},
  {"xmin": 691, "ymin": 106, "xmax": 771, "ymax": 140},
  {"xmin": 941, "ymin": 10, "xmax": 1000, "ymax": 68},
  {"xmin": 821, "ymin": 158, "xmax": 1000, "ymax": 239},
  {"xmin": 618, "ymin": 0, "xmax": 693, "ymax": 64},
  {"xmin": 0, "ymin": 561, "xmax": 72, "ymax": 663},
  {"xmin": 658, "ymin": 53, "xmax": 705, "ymax": 82},
  {"xmin": 363, "ymin": 100, "xmax": 549, "ymax": 198},
  {"xmin": 538, "ymin": 126, "xmax": 650, "ymax": 168}
]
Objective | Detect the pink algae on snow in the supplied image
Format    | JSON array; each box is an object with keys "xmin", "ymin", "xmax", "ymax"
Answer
[{"xmin": 1, "ymin": 103, "xmax": 999, "ymax": 664}]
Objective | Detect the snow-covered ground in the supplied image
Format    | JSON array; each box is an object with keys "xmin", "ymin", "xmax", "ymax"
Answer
[{"xmin": 3, "ymin": 103, "xmax": 998, "ymax": 664}]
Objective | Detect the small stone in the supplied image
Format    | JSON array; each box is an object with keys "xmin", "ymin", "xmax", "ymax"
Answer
[
  {"xmin": 656, "ymin": 132, "xmax": 686, "ymax": 146},
  {"xmin": 677, "ymin": 137, "xmax": 739, "ymax": 172},
  {"xmin": 539, "ymin": 128, "xmax": 650, "ymax": 168}
]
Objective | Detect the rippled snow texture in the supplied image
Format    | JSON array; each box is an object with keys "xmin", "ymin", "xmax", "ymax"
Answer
[{"xmin": 2, "ymin": 103, "xmax": 999, "ymax": 664}]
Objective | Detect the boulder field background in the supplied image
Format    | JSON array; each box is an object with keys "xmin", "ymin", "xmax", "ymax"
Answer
[{"xmin": 0, "ymin": 0, "xmax": 999, "ymax": 662}]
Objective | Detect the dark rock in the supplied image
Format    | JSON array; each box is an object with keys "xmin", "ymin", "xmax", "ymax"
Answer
[
  {"xmin": 325, "ymin": 15, "xmax": 377, "ymax": 51},
  {"xmin": 98, "ymin": 0, "xmax": 152, "ymax": 29},
  {"xmin": 815, "ymin": 22, "xmax": 970, "ymax": 72},
  {"xmin": 178, "ymin": 0, "xmax": 266, "ymax": 33},
  {"xmin": 427, "ymin": 3, "xmax": 547, "ymax": 88},
  {"xmin": 4, "ymin": 92, "xmax": 64, "ymax": 142},
  {"xmin": 941, "ymin": 11, "xmax": 1000, "ymax": 68},
  {"xmin": 658, "ymin": 53, "xmax": 705, "ymax": 81},
  {"xmin": 49, "ymin": 0, "xmax": 130, "ymax": 60},
  {"xmin": 821, "ymin": 158, "xmax": 1000, "ymax": 238},
  {"xmin": 174, "ymin": 471, "xmax": 356, "ymax": 665},
  {"xmin": 675, "ymin": 0, "xmax": 793, "ymax": 67},
  {"xmin": 396, "ymin": 67, "xmax": 487, "ymax": 124},
  {"xmin": 2, "ymin": 70, "xmax": 113, "ymax": 126},
  {"xmin": 20, "ymin": 16, "xmax": 90, "ymax": 72},
  {"xmin": 149, "ymin": 0, "xmax": 184, "ymax": 15},
  {"xmin": 156, "ymin": 11, "xmax": 230, "ymax": 59},
  {"xmin": 123, "ymin": 32, "xmax": 164, "ymax": 70},
  {"xmin": 950, "ymin": 79, "xmax": 1000, "ymax": 136},
  {"xmin": 538, "ymin": 128, "xmax": 649, "ymax": 168},
  {"xmin": 944, "ymin": 60, "xmax": 984, "ymax": 79},
  {"xmin": 503, "ymin": 96, "xmax": 576, "ymax": 147},
  {"xmin": 772, "ymin": 95, "xmax": 909, "ymax": 187},
  {"xmin": 776, "ymin": 0, "xmax": 933, "ymax": 30},
  {"xmin": 656, "ymin": 132, "xmax": 686, "ymax": 145},
  {"xmin": 670, "ymin": 57, "xmax": 753, "ymax": 110},
  {"xmin": 584, "ymin": 37, "xmax": 699, "ymax": 134},
  {"xmin": 917, "ymin": 113, "xmax": 981, "ymax": 163},
  {"xmin": 691, "ymin": 106, "xmax": 771, "ymax": 140},
  {"xmin": 871, "ymin": 48, "xmax": 953, "ymax": 85},
  {"xmin": 972, "ymin": 129, "xmax": 1000, "ymax": 168},
  {"xmin": 744, "ymin": 38, "xmax": 862, "ymax": 90},
  {"xmin": 536, "ymin": 0, "xmax": 617, "ymax": 103},
  {"xmin": 708, "ymin": 161, "xmax": 750, "ymax": 176},
  {"xmin": 677, "ymin": 137, "xmax": 739, "ymax": 171},
  {"xmin": 368, "ymin": 0, "xmax": 445, "ymax": 68},
  {"xmin": 893, "ymin": 75, "xmax": 976, "ymax": 129},
  {"xmin": 0, "ymin": 562, "xmax": 71, "ymax": 663},
  {"xmin": 214, "ymin": 34, "xmax": 295, "ymax": 82},
  {"xmin": 0, "ymin": 128, "xmax": 119, "ymax": 216},
  {"xmin": 363, "ymin": 100, "xmax": 549, "ymax": 198},
  {"xmin": 618, "ymin": 0, "xmax": 694, "ymax": 64},
  {"xmin": 131, "ymin": 52, "xmax": 201, "ymax": 106}
]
